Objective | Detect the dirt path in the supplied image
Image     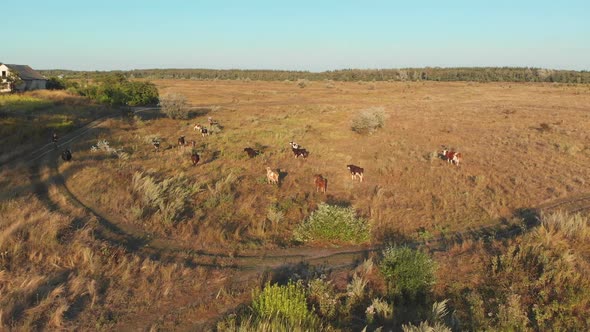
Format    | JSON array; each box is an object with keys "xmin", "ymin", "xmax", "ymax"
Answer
[{"xmin": 12, "ymin": 110, "xmax": 590, "ymax": 329}]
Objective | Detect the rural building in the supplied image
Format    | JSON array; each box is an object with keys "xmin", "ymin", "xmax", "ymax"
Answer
[{"xmin": 0, "ymin": 63, "xmax": 47, "ymax": 92}]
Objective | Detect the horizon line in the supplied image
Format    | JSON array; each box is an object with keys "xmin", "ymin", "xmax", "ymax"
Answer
[{"xmin": 36, "ymin": 66, "xmax": 589, "ymax": 73}]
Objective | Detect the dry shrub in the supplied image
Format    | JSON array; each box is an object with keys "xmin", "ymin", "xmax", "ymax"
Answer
[
  {"xmin": 351, "ymin": 107, "xmax": 386, "ymax": 134},
  {"xmin": 539, "ymin": 211, "xmax": 590, "ymax": 240},
  {"xmin": 160, "ymin": 93, "xmax": 190, "ymax": 119},
  {"xmin": 131, "ymin": 171, "xmax": 199, "ymax": 224},
  {"xmin": 297, "ymin": 79, "xmax": 309, "ymax": 88}
]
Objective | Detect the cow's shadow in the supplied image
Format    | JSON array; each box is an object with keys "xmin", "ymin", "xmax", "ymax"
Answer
[
  {"xmin": 326, "ymin": 194, "xmax": 350, "ymax": 207},
  {"xmin": 278, "ymin": 169, "xmax": 288, "ymax": 187},
  {"xmin": 205, "ymin": 150, "xmax": 221, "ymax": 164},
  {"xmin": 189, "ymin": 107, "xmax": 211, "ymax": 118}
]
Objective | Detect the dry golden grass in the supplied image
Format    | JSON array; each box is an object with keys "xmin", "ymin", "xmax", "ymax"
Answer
[
  {"xmin": 0, "ymin": 163, "xmax": 219, "ymax": 330},
  {"xmin": 2, "ymin": 80, "xmax": 590, "ymax": 329},
  {"xmin": 65, "ymin": 80, "xmax": 590, "ymax": 248}
]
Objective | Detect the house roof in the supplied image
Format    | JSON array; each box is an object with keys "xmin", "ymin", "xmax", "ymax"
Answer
[{"xmin": 5, "ymin": 64, "xmax": 46, "ymax": 80}]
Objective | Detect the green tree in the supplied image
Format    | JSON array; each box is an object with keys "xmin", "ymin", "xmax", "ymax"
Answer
[{"xmin": 2, "ymin": 70, "xmax": 24, "ymax": 92}]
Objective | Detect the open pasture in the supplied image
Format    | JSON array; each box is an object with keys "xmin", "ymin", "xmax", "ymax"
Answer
[
  {"xmin": 2, "ymin": 81, "xmax": 590, "ymax": 330},
  {"xmin": 65, "ymin": 80, "xmax": 590, "ymax": 248}
]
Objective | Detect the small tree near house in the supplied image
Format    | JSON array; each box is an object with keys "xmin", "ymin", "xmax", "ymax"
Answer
[{"xmin": 1, "ymin": 70, "xmax": 23, "ymax": 93}]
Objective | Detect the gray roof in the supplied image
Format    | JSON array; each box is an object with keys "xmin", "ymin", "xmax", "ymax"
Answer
[{"xmin": 5, "ymin": 64, "xmax": 46, "ymax": 80}]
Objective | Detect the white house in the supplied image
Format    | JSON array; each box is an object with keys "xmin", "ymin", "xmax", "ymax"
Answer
[{"xmin": 1, "ymin": 63, "xmax": 47, "ymax": 92}]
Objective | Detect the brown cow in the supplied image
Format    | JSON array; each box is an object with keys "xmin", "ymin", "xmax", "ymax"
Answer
[
  {"xmin": 347, "ymin": 164, "xmax": 364, "ymax": 182},
  {"xmin": 314, "ymin": 174, "xmax": 327, "ymax": 193},
  {"xmin": 244, "ymin": 147, "xmax": 259, "ymax": 158},
  {"xmin": 178, "ymin": 136, "xmax": 186, "ymax": 147},
  {"xmin": 191, "ymin": 152, "xmax": 200, "ymax": 166}
]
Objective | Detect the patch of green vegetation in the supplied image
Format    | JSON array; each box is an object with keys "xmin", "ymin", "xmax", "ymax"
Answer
[
  {"xmin": 218, "ymin": 281, "xmax": 323, "ymax": 331},
  {"xmin": 69, "ymin": 73, "xmax": 159, "ymax": 106},
  {"xmin": 380, "ymin": 246, "xmax": 435, "ymax": 300},
  {"xmin": 0, "ymin": 94, "xmax": 54, "ymax": 112},
  {"xmin": 293, "ymin": 203, "xmax": 371, "ymax": 244}
]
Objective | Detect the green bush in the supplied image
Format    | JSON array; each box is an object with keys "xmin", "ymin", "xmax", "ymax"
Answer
[
  {"xmin": 293, "ymin": 203, "xmax": 371, "ymax": 244},
  {"xmin": 351, "ymin": 108, "xmax": 385, "ymax": 134},
  {"xmin": 380, "ymin": 246, "xmax": 435, "ymax": 300},
  {"xmin": 46, "ymin": 77, "xmax": 67, "ymax": 90},
  {"xmin": 69, "ymin": 74, "xmax": 158, "ymax": 106},
  {"xmin": 252, "ymin": 281, "xmax": 319, "ymax": 326}
]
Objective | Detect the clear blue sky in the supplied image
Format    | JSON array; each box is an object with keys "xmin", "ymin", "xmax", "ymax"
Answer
[{"xmin": 3, "ymin": 0, "xmax": 589, "ymax": 71}]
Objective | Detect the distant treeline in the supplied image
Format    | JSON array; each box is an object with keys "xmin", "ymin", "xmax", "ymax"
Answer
[{"xmin": 40, "ymin": 67, "xmax": 590, "ymax": 83}]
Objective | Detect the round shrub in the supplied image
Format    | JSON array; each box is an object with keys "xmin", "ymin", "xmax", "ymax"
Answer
[
  {"xmin": 293, "ymin": 203, "xmax": 371, "ymax": 244},
  {"xmin": 160, "ymin": 93, "xmax": 190, "ymax": 119},
  {"xmin": 379, "ymin": 246, "xmax": 435, "ymax": 300}
]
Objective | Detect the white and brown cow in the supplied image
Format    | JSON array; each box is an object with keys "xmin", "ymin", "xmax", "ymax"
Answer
[
  {"xmin": 347, "ymin": 164, "xmax": 364, "ymax": 182},
  {"xmin": 441, "ymin": 147, "xmax": 463, "ymax": 166},
  {"xmin": 194, "ymin": 124, "xmax": 209, "ymax": 137}
]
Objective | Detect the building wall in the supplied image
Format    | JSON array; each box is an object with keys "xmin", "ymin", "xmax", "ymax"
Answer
[
  {"xmin": 0, "ymin": 64, "xmax": 47, "ymax": 92},
  {"xmin": 26, "ymin": 80, "xmax": 47, "ymax": 91},
  {"xmin": 0, "ymin": 64, "xmax": 10, "ymax": 93}
]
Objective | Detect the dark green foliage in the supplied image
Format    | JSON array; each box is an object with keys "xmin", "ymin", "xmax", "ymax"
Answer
[
  {"xmin": 380, "ymin": 246, "xmax": 435, "ymax": 300},
  {"xmin": 45, "ymin": 77, "xmax": 67, "ymax": 90},
  {"xmin": 67, "ymin": 74, "xmax": 158, "ymax": 106},
  {"xmin": 40, "ymin": 67, "xmax": 590, "ymax": 83}
]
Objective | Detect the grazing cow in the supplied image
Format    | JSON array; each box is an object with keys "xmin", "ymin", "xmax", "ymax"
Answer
[
  {"xmin": 178, "ymin": 136, "xmax": 186, "ymax": 147},
  {"xmin": 314, "ymin": 174, "xmax": 327, "ymax": 193},
  {"xmin": 441, "ymin": 147, "xmax": 463, "ymax": 166},
  {"xmin": 292, "ymin": 148, "xmax": 309, "ymax": 159},
  {"xmin": 191, "ymin": 152, "xmax": 200, "ymax": 166},
  {"xmin": 194, "ymin": 124, "xmax": 209, "ymax": 137},
  {"xmin": 190, "ymin": 140, "xmax": 197, "ymax": 148},
  {"xmin": 208, "ymin": 116, "xmax": 218, "ymax": 127},
  {"xmin": 61, "ymin": 149, "xmax": 72, "ymax": 161},
  {"xmin": 244, "ymin": 147, "xmax": 259, "ymax": 158},
  {"xmin": 347, "ymin": 164, "xmax": 364, "ymax": 182},
  {"xmin": 152, "ymin": 139, "xmax": 160, "ymax": 151},
  {"xmin": 266, "ymin": 167, "xmax": 279, "ymax": 185}
]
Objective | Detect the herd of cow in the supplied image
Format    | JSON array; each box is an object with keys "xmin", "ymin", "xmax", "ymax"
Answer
[{"xmin": 57, "ymin": 116, "xmax": 463, "ymax": 194}]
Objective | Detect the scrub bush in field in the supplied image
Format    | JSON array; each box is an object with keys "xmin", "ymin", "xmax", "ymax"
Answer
[
  {"xmin": 293, "ymin": 203, "xmax": 371, "ymax": 244},
  {"xmin": 160, "ymin": 93, "xmax": 190, "ymax": 119},
  {"xmin": 380, "ymin": 246, "xmax": 435, "ymax": 300},
  {"xmin": 351, "ymin": 107, "xmax": 385, "ymax": 134},
  {"xmin": 252, "ymin": 281, "xmax": 320, "ymax": 327},
  {"xmin": 217, "ymin": 281, "xmax": 324, "ymax": 331},
  {"xmin": 131, "ymin": 171, "xmax": 198, "ymax": 224}
]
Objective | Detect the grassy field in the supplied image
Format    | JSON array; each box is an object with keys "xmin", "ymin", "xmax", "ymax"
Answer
[
  {"xmin": 0, "ymin": 90, "xmax": 111, "ymax": 161},
  {"xmin": 1, "ymin": 81, "xmax": 590, "ymax": 330},
  {"xmin": 66, "ymin": 80, "xmax": 590, "ymax": 247}
]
